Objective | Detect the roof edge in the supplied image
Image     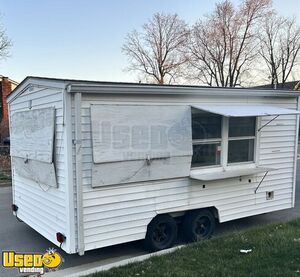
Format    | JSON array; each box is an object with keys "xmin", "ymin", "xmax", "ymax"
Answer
[
  {"xmin": 7, "ymin": 77, "xmax": 67, "ymax": 103},
  {"xmin": 67, "ymin": 83, "xmax": 300, "ymax": 98},
  {"xmin": 7, "ymin": 76, "xmax": 300, "ymax": 103}
]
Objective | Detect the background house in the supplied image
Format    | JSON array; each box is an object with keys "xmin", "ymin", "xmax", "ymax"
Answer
[
  {"xmin": 254, "ymin": 81, "xmax": 300, "ymax": 90},
  {"xmin": 0, "ymin": 76, "xmax": 18, "ymax": 143}
]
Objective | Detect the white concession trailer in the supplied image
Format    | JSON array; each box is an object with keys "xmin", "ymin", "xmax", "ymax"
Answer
[{"xmin": 7, "ymin": 77, "xmax": 300, "ymax": 255}]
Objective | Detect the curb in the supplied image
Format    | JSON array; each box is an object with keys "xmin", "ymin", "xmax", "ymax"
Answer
[
  {"xmin": 44, "ymin": 245, "xmax": 184, "ymax": 277},
  {"xmin": 0, "ymin": 182, "xmax": 11, "ymax": 187}
]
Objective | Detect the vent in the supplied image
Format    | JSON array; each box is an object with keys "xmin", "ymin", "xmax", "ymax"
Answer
[{"xmin": 266, "ymin": 191, "xmax": 274, "ymax": 200}]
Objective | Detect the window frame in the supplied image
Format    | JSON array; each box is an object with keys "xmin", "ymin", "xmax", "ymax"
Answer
[
  {"xmin": 191, "ymin": 115, "xmax": 259, "ymax": 170},
  {"xmin": 192, "ymin": 141, "xmax": 223, "ymax": 168},
  {"xmin": 191, "ymin": 114, "xmax": 223, "ymax": 168},
  {"xmin": 227, "ymin": 116, "xmax": 257, "ymax": 165}
]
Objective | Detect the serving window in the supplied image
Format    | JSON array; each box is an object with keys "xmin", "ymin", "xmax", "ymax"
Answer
[
  {"xmin": 191, "ymin": 108, "xmax": 257, "ymax": 168},
  {"xmin": 90, "ymin": 104, "xmax": 299, "ymax": 185},
  {"xmin": 189, "ymin": 104, "xmax": 300, "ymax": 181}
]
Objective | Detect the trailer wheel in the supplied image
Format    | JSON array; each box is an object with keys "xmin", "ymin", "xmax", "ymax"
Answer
[
  {"xmin": 183, "ymin": 209, "xmax": 215, "ymax": 242},
  {"xmin": 145, "ymin": 215, "xmax": 177, "ymax": 252}
]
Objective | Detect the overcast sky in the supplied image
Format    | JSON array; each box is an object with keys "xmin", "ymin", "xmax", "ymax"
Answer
[{"xmin": 1, "ymin": 0, "xmax": 299, "ymax": 83}]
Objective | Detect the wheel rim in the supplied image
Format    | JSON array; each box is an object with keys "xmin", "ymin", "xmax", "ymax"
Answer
[
  {"xmin": 152, "ymin": 223, "xmax": 171, "ymax": 245},
  {"xmin": 193, "ymin": 216, "xmax": 211, "ymax": 239}
]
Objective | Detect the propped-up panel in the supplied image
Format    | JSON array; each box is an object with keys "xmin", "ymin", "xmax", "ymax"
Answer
[
  {"xmin": 91, "ymin": 105, "xmax": 192, "ymax": 163},
  {"xmin": 91, "ymin": 105, "xmax": 192, "ymax": 187},
  {"xmin": 13, "ymin": 157, "xmax": 57, "ymax": 188},
  {"xmin": 10, "ymin": 107, "xmax": 55, "ymax": 163},
  {"xmin": 192, "ymin": 105, "xmax": 300, "ymax": 117}
]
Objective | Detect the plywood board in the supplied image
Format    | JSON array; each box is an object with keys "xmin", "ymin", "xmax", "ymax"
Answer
[
  {"xmin": 91, "ymin": 105, "xmax": 192, "ymax": 164},
  {"xmin": 13, "ymin": 157, "xmax": 57, "ymax": 188},
  {"xmin": 92, "ymin": 156, "xmax": 191, "ymax": 187},
  {"xmin": 10, "ymin": 107, "xmax": 55, "ymax": 163}
]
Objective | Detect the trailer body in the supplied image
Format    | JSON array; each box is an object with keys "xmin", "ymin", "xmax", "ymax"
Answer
[{"xmin": 7, "ymin": 77, "xmax": 300, "ymax": 254}]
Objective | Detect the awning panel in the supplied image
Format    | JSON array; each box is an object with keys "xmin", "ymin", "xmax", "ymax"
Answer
[{"xmin": 192, "ymin": 105, "xmax": 300, "ymax": 117}]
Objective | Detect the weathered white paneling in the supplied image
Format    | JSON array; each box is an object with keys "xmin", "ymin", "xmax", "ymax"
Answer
[
  {"xmin": 15, "ymin": 179, "xmax": 66, "ymax": 210},
  {"xmin": 259, "ymin": 151, "xmax": 294, "ymax": 160},
  {"xmin": 13, "ymin": 176, "xmax": 67, "ymax": 245},
  {"xmin": 221, "ymin": 197, "xmax": 292, "ymax": 218},
  {"xmin": 10, "ymin": 107, "xmax": 55, "ymax": 163},
  {"xmin": 84, "ymin": 211, "xmax": 155, "ymax": 229},
  {"xmin": 220, "ymin": 203, "xmax": 292, "ymax": 222},
  {"xmin": 9, "ymin": 85, "xmax": 69, "ymax": 251},
  {"xmin": 85, "ymin": 218, "xmax": 151, "ymax": 237},
  {"xmin": 85, "ymin": 226, "xmax": 147, "ymax": 245},
  {"xmin": 260, "ymin": 130, "xmax": 295, "ymax": 138},
  {"xmin": 85, "ymin": 232, "xmax": 146, "ymax": 250},
  {"xmin": 77, "ymin": 93, "xmax": 298, "ymax": 252},
  {"xmin": 13, "ymin": 157, "xmax": 57, "ymax": 187},
  {"xmin": 10, "ymin": 96, "xmax": 63, "ymax": 112},
  {"xmin": 82, "ymin": 179, "xmax": 293, "ymax": 249},
  {"xmin": 12, "ymin": 89, "xmax": 62, "ymax": 105}
]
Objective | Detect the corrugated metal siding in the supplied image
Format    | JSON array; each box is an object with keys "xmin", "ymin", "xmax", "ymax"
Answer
[
  {"xmin": 9, "ymin": 86, "xmax": 68, "ymax": 248},
  {"xmin": 76, "ymin": 94, "xmax": 298, "ymax": 251}
]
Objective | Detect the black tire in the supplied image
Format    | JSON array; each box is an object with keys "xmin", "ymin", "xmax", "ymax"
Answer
[
  {"xmin": 183, "ymin": 209, "xmax": 215, "ymax": 242},
  {"xmin": 145, "ymin": 214, "xmax": 178, "ymax": 252}
]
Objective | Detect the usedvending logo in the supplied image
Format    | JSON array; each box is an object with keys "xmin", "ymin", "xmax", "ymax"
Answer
[{"xmin": 2, "ymin": 248, "xmax": 63, "ymax": 275}]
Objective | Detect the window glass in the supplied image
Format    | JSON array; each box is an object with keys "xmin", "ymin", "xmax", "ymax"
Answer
[
  {"xmin": 228, "ymin": 139, "xmax": 254, "ymax": 163},
  {"xmin": 192, "ymin": 110, "xmax": 222, "ymax": 140},
  {"xmin": 192, "ymin": 143, "xmax": 221, "ymax": 167},
  {"xmin": 229, "ymin": 117, "xmax": 256, "ymax": 137},
  {"xmin": 191, "ymin": 112, "xmax": 257, "ymax": 167}
]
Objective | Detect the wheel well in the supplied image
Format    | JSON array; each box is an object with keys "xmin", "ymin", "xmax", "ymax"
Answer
[
  {"xmin": 162, "ymin": 207, "xmax": 220, "ymax": 223},
  {"xmin": 206, "ymin": 207, "xmax": 219, "ymax": 222}
]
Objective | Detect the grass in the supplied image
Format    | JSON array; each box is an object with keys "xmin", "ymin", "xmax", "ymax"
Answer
[
  {"xmin": 0, "ymin": 154, "xmax": 11, "ymax": 170},
  {"xmin": 89, "ymin": 219, "xmax": 300, "ymax": 277},
  {"xmin": 0, "ymin": 171, "xmax": 10, "ymax": 180},
  {"xmin": 0, "ymin": 171, "xmax": 11, "ymax": 182},
  {"xmin": 0, "ymin": 154, "xmax": 11, "ymax": 184}
]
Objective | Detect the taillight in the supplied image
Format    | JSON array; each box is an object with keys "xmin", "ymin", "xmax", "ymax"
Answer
[
  {"xmin": 12, "ymin": 204, "xmax": 18, "ymax": 212},
  {"xmin": 56, "ymin": 232, "xmax": 66, "ymax": 244}
]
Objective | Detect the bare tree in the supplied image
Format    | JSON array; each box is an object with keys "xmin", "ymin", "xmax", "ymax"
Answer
[
  {"xmin": 259, "ymin": 15, "xmax": 300, "ymax": 88},
  {"xmin": 122, "ymin": 13, "xmax": 189, "ymax": 84},
  {"xmin": 187, "ymin": 0, "xmax": 271, "ymax": 87},
  {"xmin": 258, "ymin": 14, "xmax": 283, "ymax": 87},
  {"xmin": 0, "ymin": 22, "xmax": 11, "ymax": 60}
]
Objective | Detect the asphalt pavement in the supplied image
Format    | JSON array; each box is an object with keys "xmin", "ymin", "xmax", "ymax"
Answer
[{"xmin": 1, "ymin": 162, "xmax": 299, "ymax": 277}]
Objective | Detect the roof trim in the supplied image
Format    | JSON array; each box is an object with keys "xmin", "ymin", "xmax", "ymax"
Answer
[
  {"xmin": 7, "ymin": 76, "xmax": 300, "ymax": 104},
  {"xmin": 67, "ymin": 83, "xmax": 300, "ymax": 97},
  {"xmin": 7, "ymin": 77, "xmax": 67, "ymax": 103}
]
